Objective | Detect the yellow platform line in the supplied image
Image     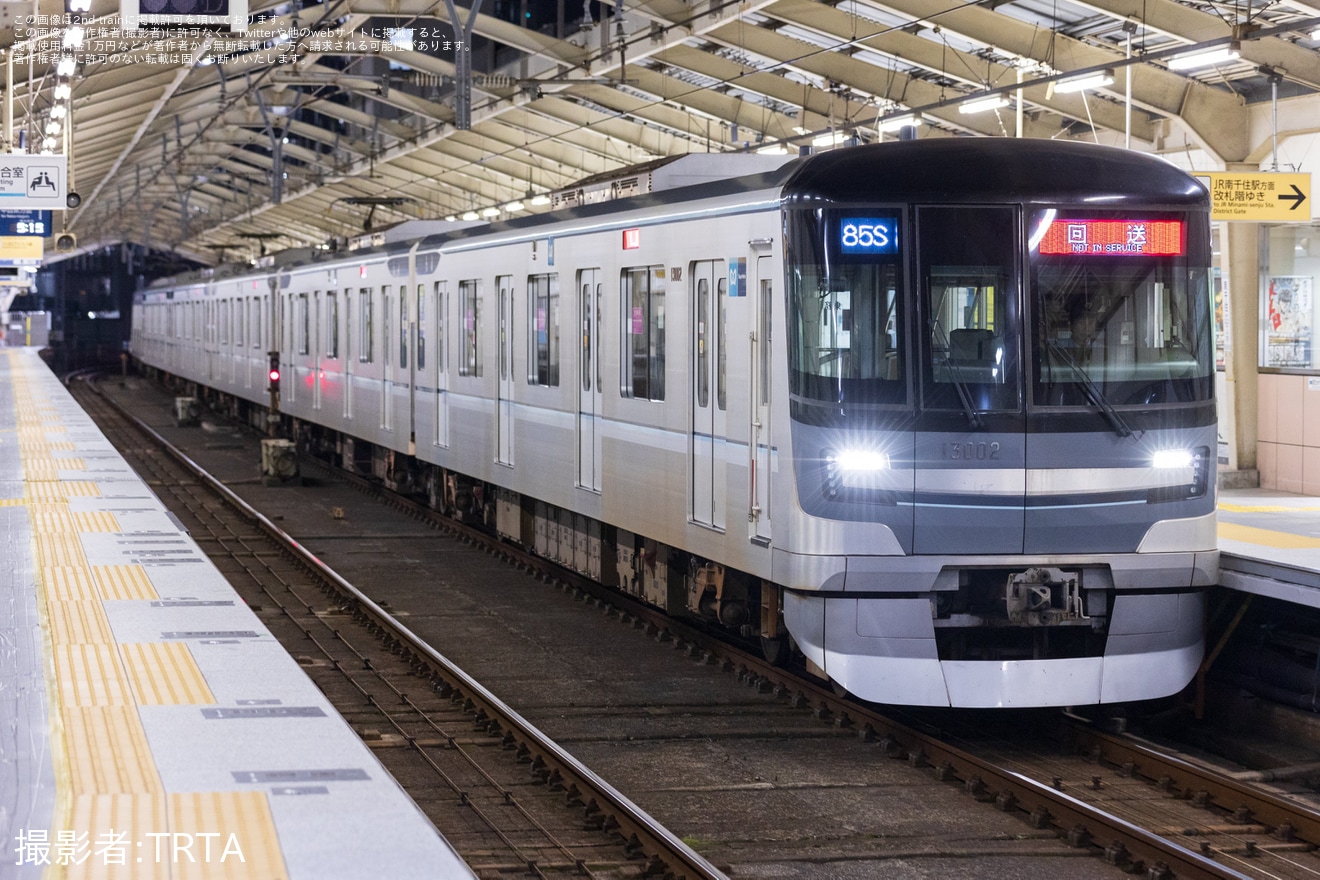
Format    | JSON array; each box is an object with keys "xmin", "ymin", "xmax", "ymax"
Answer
[
  {"xmin": 1219, "ymin": 502, "xmax": 1320, "ymax": 513},
  {"xmin": 62, "ymin": 706, "xmax": 161, "ymax": 794},
  {"xmin": 64, "ymin": 794, "xmax": 171, "ymax": 880},
  {"xmin": 93, "ymin": 565, "xmax": 159, "ymax": 601},
  {"xmin": 45, "ymin": 599, "xmax": 115, "ymax": 645},
  {"xmin": 1218, "ymin": 520, "xmax": 1320, "ymax": 549},
  {"xmin": 54, "ymin": 644, "xmax": 132, "ymax": 707},
  {"xmin": 43, "ymin": 566, "xmax": 99, "ymax": 600},
  {"xmin": 171, "ymin": 792, "xmax": 288, "ymax": 880},
  {"xmin": 121, "ymin": 643, "xmax": 216, "ymax": 705}
]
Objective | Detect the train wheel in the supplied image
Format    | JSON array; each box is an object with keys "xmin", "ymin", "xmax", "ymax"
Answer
[{"xmin": 760, "ymin": 636, "xmax": 787, "ymax": 666}]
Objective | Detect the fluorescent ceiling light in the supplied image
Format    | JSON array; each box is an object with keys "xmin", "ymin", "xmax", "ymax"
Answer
[
  {"xmin": 1167, "ymin": 42, "xmax": 1240, "ymax": 70},
  {"xmin": 959, "ymin": 94, "xmax": 1010, "ymax": 114},
  {"xmin": 56, "ymin": 56, "xmax": 76, "ymax": 77},
  {"xmin": 1313, "ymin": 27, "xmax": 1320, "ymax": 40},
  {"xmin": 480, "ymin": 207, "xmax": 500, "ymax": 217},
  {"xmin": 462, "ymin": 211, "xmax": 479, "ymax": 221},
  {"xmin": 755, "ymin": 145, "xmax": 789, "ymax": 155},
  {"xmin": 812, "ymin": 131, "xmax": 849, "ymax": 148},
  {"xmin": 877, "ymin": 113, "xmax": 923, "ymax": 132},
  {"xmin": 445, "ymin": 215, "xmax": 457, "ymax": 221},
  {"xmin": 529, "ymin": 194, "xmax": 551, "ymax": 206},
  {"xmin": 504, "ymin": 200, "xmax": 524, "ymax": 212},
  {"xmin": 1054, "ymin": 70, "xmax": 1114, "ymax": 93},
  {"xmin": 63, "ymin": 25, "xmax": 85, "ymax": 48},
  {"xmin": 54, "ymin": 83, "xmax": 71, "ymax": 99}
]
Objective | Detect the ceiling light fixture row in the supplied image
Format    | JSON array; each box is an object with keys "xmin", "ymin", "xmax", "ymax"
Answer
[
  {"xmin": 41, "ymin": 0, "xmax": 89, "ymax": 155},
  {"xmin": 445, "ymin": 194, "xmax": 552, "ymax": 222}
]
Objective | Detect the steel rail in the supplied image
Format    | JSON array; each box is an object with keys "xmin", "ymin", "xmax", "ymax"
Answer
[
  {"xmin": 1062, "ymin": 722, "xmax": 1320, "ymax": 847},
  {"xmin": 81, "ymin": 378, "xmax": 726, "ymax": 880}
]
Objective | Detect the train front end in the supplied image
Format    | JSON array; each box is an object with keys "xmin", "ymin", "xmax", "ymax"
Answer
[{"xmin": 776, "ymin": 140, "xmax": 1217, "ymax": 707}]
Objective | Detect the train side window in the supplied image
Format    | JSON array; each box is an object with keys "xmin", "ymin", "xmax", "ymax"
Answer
[
  {"xmin": 220, "ymin": 300, "xmax": 229, "ymax": 346},
  {"xmin": 527, "ymin": 273, "xmax": 559, "ymax": 387},
  {"xmin": 415, "ymin": 284, "xmax": 425, "ymax": 371},
  {"xmin": 359, "ymin": 287, "xmax": 374, "ymax": 363},
  {"xmin": 459, "ymin": 279, "xmax": 482, "ymax": 377},
  {"xmin": 235, "ymin": 299, "xmax": 244, "ymax": 348},
  {"xmin": 327, "ymin": 292, "xmax": 339, "ymax": 358},
  {"xmin": 621, "ymin": 265, "xmax": 665, "ymax": 401}
]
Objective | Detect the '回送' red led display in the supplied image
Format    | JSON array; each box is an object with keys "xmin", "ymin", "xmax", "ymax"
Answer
[{"xmin": 1038, "ymin": 219, "xmax": 1184, "ymax": 256}]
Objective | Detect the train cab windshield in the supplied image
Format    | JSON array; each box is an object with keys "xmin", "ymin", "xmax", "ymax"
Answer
[
  {"xmin": 785, "ymin": 209, "xmax": 906, "ymax": 422},
  {"xmin": 1029, "ymin": 210, "xmax": 1214, "ymax": 409}
]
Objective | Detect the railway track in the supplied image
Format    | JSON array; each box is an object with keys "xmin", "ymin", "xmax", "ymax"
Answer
[
  {"xmin": 84, "ymin": 372, "xmax": 1320, "ymax": 880},
  {"xmin": 70, "ymin": 376, "xmax": 722, "ymax": 880}
]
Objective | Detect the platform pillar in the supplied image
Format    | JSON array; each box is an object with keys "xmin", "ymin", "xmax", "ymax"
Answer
[{"xmin": 1220, "ymin": 217, "xmax": 1261, "ymax": 481}]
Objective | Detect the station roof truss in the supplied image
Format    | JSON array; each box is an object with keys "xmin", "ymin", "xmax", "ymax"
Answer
[{"xmin": 10, "ymin": 0, "xmax": 1320, "ymax": 263}]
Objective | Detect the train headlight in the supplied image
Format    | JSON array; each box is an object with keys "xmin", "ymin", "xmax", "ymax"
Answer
[
  {"xmin": 824, "ymin": 448, "xmax": 889, "ymax": 499},
  {"xmin": 832, "ymin": 449, "xmax": 890, "ymax": 472},
  {"xmin": 1152, "ymin": 449, "xmax": 1193, "ymax": 469}
]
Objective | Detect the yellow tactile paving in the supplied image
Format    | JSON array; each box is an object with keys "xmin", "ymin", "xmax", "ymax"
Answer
[
  {"xmin": 71, "ymin": 511, "xmax": 121, "ymax": 533},
  {"xmin": 1218, "ymin": 520, "xmax": 1320, "ymax": 549},
  {"xmin": 64, "ymin": 794, "xmax": 172, "ymax": 880},
  {"xmin": 27, "ymin": 480, "xmax": 102, "ymax": 500},
  {"xmin": 92, "ymin": 565, "xmax": 159, "ymax": 601},
  {"xmin": 24, "ymin": 457, "xmax": 87, "ymax": 480},
  {"xmin": 43, "ymin": 566, "xmax": 100, "ymax": 600},
  {"xmin": 54, "ymin": 644, "xmax": 132, "ymax": 707},
  {"xmin": 120, "ymin": 643, "xmax": 216, "ymax": 706},
  {"xmin": 170, "ymin": 792, "xmax": 289, "ymax": 880},
  {"xmin": 37, "ymin": 534, "xmax": 88, "ymax": 567},
  {"xmin": 62, "ymin": 706, "xmax": 161, "ymax": 794},
  {"xmin": 45, "ymin": 600, "xmax": 115, "ymax": 645}
]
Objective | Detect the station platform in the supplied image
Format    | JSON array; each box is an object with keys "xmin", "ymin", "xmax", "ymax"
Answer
[
  {"xmin": 1, "ymin": 348, "xmax": 472, "ymax": 879},
  {"xmin": 1218, "ymin": 487, "xmax": 1320, "ymax": 609}
]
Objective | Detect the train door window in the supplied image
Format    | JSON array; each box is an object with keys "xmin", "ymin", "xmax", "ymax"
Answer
[
  {"xmin": 760, "ymin": 278, "xmax": 772, "ymax": 405},
  {"xmin": 459, "ymin": 279, "xmax": 482, "ymax": 377},
  {"xmin": 717, "ymin": 277, "xmax": 728, "ymax": 411},
  {"xmin": 384, "ymin": 287, "xmax": 393, "ymax": 369},
  {"xmin": 434, "ymin": 281, "xmax": 447, "ymax": 377},
  {"xmin": 327, "ymin": 292, "xmax": 339, "ymax": 358},
  {"xmin": 399, "ymin": 290, "xmax": 408, "ymax": 369},
  {"xmin": 220, "ymin": 301, "xmax": 229, "ymax": 345},
  {"xmin": 919, "ymin": 206, "xmax": 1020, "ymax": 412},
  {"xmin": 581, "ymin": 277, "xmax": 592, "ymax": 393},
  {"xmin": 235, "ymin": 299, "xmax": 244, "ymax": 348},
  {"xmin": 621, "ymin": 265, "xmax": 666, "ymax": 400},
  {"xmin": 415, "ymin": 284, "xmax": 425, "ymax": 371},
  {"xmin": 298, "ymin": 293, "xmax": 310, "ymax": 355},
  {"xmin": 359, "ymin": 287, "xmax": 374, "ymax": 363},
  {"xmin": 696, "ymin": 277, "xmax": 709, "ymax": 407},
  {"xmin": 527, "ymin": 273, "xmax": 559, "ymax": 387}
]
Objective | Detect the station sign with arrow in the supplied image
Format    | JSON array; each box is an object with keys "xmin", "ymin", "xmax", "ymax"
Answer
[{"xmin": 1200, "ymin": 171, "xmax": 1310, "ymax": 221}]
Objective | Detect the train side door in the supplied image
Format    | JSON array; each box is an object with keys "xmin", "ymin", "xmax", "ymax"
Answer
[
  {"xmin": 577, "ymin": 269, "xmax": 603, "ymax": 491},
  {"xmin": 409, "ymin": 283, "xmax": 419, "ymax": 449},
  {"xmin": 497, "ymin": 274, "xmax": 515, "ymax": 466},
  {"xmin": 751, "ymin": 257, "xmax": 773, "ymax": 543},
  {"xmin": 344, "ymin": 287, "xmax": 354, "ymax": 419},
  {"xmin": 690, "ymin": 260, "xmax": 726, "ymax": 529}
]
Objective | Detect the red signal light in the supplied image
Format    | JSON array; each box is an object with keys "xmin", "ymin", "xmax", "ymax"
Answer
[{"xmin": 268, "ymin": 368, "xmax": 281, "ymax": 383}]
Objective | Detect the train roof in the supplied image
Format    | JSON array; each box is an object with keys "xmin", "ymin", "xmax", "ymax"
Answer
[
  {"xmin": 146, "ymin": 139, "xmax": 1207, "ymax": 292},
  {"xmin": 779, "ymin": 138, "xmax": 1208, "ymax": 208}
]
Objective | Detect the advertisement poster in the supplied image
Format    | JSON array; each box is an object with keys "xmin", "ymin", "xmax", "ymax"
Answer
[{"xmin": 1267, "ymin": 275, "xmax": 1313, "ymax": 367}]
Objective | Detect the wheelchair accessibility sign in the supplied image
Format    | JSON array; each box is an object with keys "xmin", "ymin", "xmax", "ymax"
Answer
[{"xmin": 0, "ymin": 155, "xmax": 66, "ymax": 209}]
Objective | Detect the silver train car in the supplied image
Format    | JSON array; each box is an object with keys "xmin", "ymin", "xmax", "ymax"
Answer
[{"xmin": 131, "ymin": 139, "xmax": 1218, "ymax": 708}]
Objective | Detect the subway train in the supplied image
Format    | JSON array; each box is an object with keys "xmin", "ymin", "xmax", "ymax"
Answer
[{"xmin": 131, "ymin": 138, "xmax": 1218, "ymax": 708}]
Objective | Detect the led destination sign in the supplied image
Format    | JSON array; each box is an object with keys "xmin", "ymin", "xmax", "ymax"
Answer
[
  {"xmin": 839, "ymin": 218, "xmax": 899, "ymax": 255},
  {"xmin": 1038, "ymin": 219, "xmax": 1184, "ymax": 256}
]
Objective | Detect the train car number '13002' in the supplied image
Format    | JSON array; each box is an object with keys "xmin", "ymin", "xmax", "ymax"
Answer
[{"xmin": 942, "ymin": 441, "xmax": 1001, "ymax": 460}]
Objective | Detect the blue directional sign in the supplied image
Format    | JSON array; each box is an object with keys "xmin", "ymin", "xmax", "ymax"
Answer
[{"xmin": 0, "ymin": 210, "xmax": 53, "ymax": 236}]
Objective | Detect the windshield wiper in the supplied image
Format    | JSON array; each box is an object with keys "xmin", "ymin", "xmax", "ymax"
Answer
[
  {"xmin": 931, "ymin": 324, "xmax": 984, "ymax": 429},
  {"xmin": 1045, "ymin": 339, "xmax": 1133, "ymax": 438}
]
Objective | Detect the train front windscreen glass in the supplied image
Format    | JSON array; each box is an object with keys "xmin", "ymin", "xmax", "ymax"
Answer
[{"xmin": 1028, "ymin": 210, "xmax": 1214, "ymax": 408}]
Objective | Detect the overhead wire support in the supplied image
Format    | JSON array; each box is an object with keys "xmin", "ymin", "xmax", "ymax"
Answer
[{"xmin": 443, "ymin": 0, "xmax": 483, "ymax": 129}]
